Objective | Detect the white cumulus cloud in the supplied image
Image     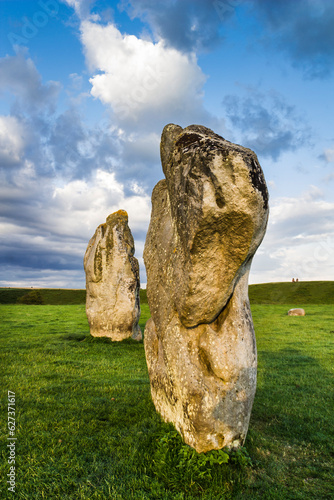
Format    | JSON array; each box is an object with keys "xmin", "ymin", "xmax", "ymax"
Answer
[
  {"xmin": 80, "ymin": 21, "xmax": 207, "ymax": 124},
  {"xmin": 51, "ymin": 169, "xmax": 151, "ymax": 238},
  {"xmin": 250, "ymin": 188, "xmax": 334, "ymax": 283}
]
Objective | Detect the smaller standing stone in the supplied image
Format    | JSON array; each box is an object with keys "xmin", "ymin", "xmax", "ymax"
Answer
[
  {"xmin": 84, "ymin": 210, "xmax": 142, "ymax": 341},
  {"xmin": 288, "ymin": 308, "xmax": 305, "ymax": 316}
]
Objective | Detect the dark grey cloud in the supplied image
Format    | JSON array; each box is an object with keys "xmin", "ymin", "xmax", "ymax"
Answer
[
  {"xmin": 0, "ymin": 264, "xmax": 85, "ymax": 288},
  {"xmin": 252, "ymin": 0, "xmax": 334, "ymax": 79},
  {"xmin": 118, "ymin": 0, "xmax": 237, "ymax": 52},
  {"xmin": 48, "ymin": 110, "xmax": 121, "ymax": 180},
  {"xmin": 118, "ymin": 0, "xmax": 334, "ymax": 78},
  {"xmin": 0, "ymin": 175, "xmax": 88, "ymax": 286},
  {"xmin": 0, "ymin": 240, "xmax": 81, "ymax": 271},
  {"xmin": 222, "ymin": 90, "xmax": 311, "ymax": 160}
]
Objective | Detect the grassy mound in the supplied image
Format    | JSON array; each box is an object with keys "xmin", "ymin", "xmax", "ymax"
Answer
[
  {"xmin": 0, "ymin": 288, "xmax": 149, "ymax": 305},
  {"xmin": 249, "ymin": 280, "xmax": 334, "ymax": 305},
  {"xmin": 0, "ymin": 288, "xmax": 86, "ymax": 305},
  {"xmin": 1, "ymin": 281, "xmax": 333, "ymax": 305}
]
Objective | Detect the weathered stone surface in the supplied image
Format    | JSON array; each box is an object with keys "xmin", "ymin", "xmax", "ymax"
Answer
[
  {"xmin": 288, "ymin": 308, "xmax": 305, "ymax": 316},
  {"xmin": 84, "ymin": 210, "xmax": 142, "ymax": 341},
  {"xmin": 144, "ymin": 124, "xmax": 269, "ymax": 452}
]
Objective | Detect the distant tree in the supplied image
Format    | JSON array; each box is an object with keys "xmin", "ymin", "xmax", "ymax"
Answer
[{"xmin": 17, "ymin": 290, "xmax": 44, "ymax": 305}]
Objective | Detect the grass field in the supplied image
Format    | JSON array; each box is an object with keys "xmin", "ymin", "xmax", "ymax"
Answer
[
  {"xmin": 1, "ymin": 289, "xmax": 334, "ymax": 498},
  {"xmin": 249, "ymin": 281, "xmax": 334, "ymax": 305},
  {"xmin": 1, "ymin": 280, "xmax": 334, "ymax": 306},
  {"xmin": 0, "ymin": 288, "xmax": 86, "ymax": 305}
]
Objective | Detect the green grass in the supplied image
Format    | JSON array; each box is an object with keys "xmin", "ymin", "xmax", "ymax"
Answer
[
  {"xmin": 0, "ymin": 288, "xmax": 86, "ymax": 305},
  {"xmin": 1, "ymin": 281, "xmax": 333, "ymax": 306},
  {"xmin": 249, "ymin": 281, "xmax": 334, "ymax": 305},
  {"xmin": 140, "ymin": 289, "xmax": 148, "ymax": 304},
  {"xmin": 1, "ymin": 302, "xmax": 333, "ymax": 498},
  {"xmin": 0, "ymin": 288, "xmax": 148, "ymax": 306}
]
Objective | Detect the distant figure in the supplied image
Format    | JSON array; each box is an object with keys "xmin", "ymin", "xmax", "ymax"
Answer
[
  {"xmin": 292, "ymin": 278, "xmax": 295, "ymax": 282},
  {"xmin": 296, "ymin": 278, "xmax": 299, "ymax": 282}
]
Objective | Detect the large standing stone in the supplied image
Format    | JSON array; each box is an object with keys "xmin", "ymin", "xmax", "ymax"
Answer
[
  {"xmin": 84, "ymin": 210, "xmax": 142, "ymax": 341},
  {"xmin": 144, "ymin": 124, "xmax": 269, "ymax": 452}
]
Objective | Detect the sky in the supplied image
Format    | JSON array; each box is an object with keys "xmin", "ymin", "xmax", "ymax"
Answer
[{"xmin": 0, "ymin": 0, "xmax": 333, "ymax": 289}]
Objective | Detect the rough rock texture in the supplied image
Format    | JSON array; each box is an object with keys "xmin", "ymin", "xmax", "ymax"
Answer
[
  {"xmin": 144, "ymin": 124, "xmax": 269, "ymax": 453},
  {"xmin": 288, "ymin": 308, "xmax": 305, "ymax": 316},
  {"xmin": 84, "ymin": 210, "xmax": 142, "ymax": 341}
]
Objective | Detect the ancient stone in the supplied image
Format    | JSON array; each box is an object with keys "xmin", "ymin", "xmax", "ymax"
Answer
[
  {"xmin": 84, "ymin": 210, "xmax": 142, "ymax": 341},
  {"xmin": 288, "ymin": 308, "xmax": 305, "ymax": 316},
  {"xmin": 144, "ymin": 124, "xmax": 269, "ymax": 452}
]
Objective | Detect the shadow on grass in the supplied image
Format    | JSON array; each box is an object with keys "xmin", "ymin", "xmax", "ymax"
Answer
[
  {"xmin": 252, "ymin": 348, "xmax": 333, "ymax": 444},
  {"xmin": 61, "ymin": 334, "xmax": 144, "ymax": 345},
  {"xmin": 240, "ymin": 347, "xmax": 334, "ymax": 498},
  {"xmin": 62, "ymin": 333, "xmax": 87, "ymax": 341}
]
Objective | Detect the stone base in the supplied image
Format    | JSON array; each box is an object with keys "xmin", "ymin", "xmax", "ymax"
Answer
[{"xmin": 144, "ymin": 273, "xmax": 257, "ymax": 453}]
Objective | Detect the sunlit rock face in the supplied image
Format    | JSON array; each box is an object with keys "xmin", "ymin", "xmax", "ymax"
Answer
[
  {"xmin": 144, "ymin": 124, "xmax": 269, "ymax": 452},
  {"xmin": 84, "ymin": 210, "xmax": 142, "ymax": 341}
]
